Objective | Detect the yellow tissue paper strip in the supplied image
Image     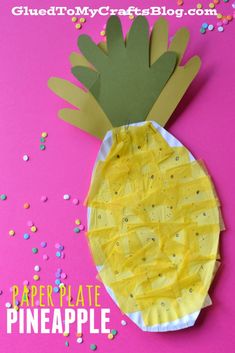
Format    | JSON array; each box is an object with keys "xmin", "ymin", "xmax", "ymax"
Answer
[{"xmin": 86, "ymin": 122, "xmax": 222, "ymax": 326}]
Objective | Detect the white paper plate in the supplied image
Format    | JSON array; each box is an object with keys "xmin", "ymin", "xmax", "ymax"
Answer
[{"xmin": 88, "ymin": 121, "xmax": 211, "ymax": 332}]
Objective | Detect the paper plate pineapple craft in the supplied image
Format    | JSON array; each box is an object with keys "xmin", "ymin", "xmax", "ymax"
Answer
[{"xmin": 48, "ymin": 16, "xmax": 223, "ymax": 332}]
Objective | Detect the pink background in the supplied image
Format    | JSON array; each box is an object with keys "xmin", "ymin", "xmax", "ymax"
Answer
[{"xmin": 0, "ymin": 0, "xmax": 234, "ymax": 352}]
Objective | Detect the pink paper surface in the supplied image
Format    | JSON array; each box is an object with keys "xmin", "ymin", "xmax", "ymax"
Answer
[{"xmin": 0, "ymin": 0, "xmax": 234, "ymax": 352}]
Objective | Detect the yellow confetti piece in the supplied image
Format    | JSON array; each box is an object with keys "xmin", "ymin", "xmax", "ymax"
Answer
[{"xmin": 75, "ymin": 23, "xmax": 82, "ymax": 30}]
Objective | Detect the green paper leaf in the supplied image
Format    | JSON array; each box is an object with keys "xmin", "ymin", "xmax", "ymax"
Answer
[
  {"xmin": 69, "ymin": 52, "xmax": 92, "ymax": 68},
  {"xmin": 73, "ymin": 16, "xmax": 177, "ymax": 126},
  {"xmin": 78, "ymin": 35, "xmax": 109, "ymax": 72},
  {"xmin": 147, "ymin": 56, "xmax": 201, "ymax": 126},
  {"xmin": 169, "ymin": 27, "xmax": 190, "ymax": 65},
  {"xmin": 48, "ymin": 77, "xmax": 112, "ymax": 139},
  {"xmin": 72, "ymin": 66, "xmax": 99, "ymax": 90},
  {"xmin": 150, "ymin": 18, "xmax": 168, "ymax": 64},
  {"xmin": 98, "ymin": 41, "xmax": 107, "ymax": 53},
  {"xmin": 106, "ymin": 16, "xmax": 125, "ymax": 58},
  {"xmin": 126, "ymin": 16, "xmax": 149, "ymax": 67},
  {"xmin": 65, "ymin": 17, "xmax": 201, "ymax": 128}
]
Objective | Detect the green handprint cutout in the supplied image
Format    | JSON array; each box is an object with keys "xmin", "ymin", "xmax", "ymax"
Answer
[
  {"xmin": 72, "ymin": 16, "xmax": 177, "ymax": 127},
  {"xmin": 69, "ymin": 17, "xmax": 201, "ymax": 128},
  {"xmin": 48, "ymin": 17, "xmax": 201, "ymax": 138}
]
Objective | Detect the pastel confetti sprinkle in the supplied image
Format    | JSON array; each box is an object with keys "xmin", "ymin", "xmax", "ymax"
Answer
[
  {"xmin": 9, "ymin": 230, "xmax": 15, "ymax": 236},
  {"xmin": 72, "ymin": 198, "xmax": 79, "ymax": 205},
  {"xmin": 63, "ymin": 194, "xmax": 70, "ymax": 200},
  {"xmin": 40, "ymin": 144, "xmax": 46, "ymax": 151},
  {"xmin": 0, "ymin": 194, "xmax": 7, "ymax": 200},
  {"xmin": 202, "ymin": 23, "xmax": 208, "ymax": 29},
  {"xmin": 177, "ymin": 0, "xmax": 184, "ymax": 5},
  {"xmin": 90, "ymin": 344, "xmax": 97, "ymax": 351},
  {"xmin": 41, "ymin": 195, "xmax": 48, "ymax": 202},
  {"xmin": 23, "ymin": 233, "xmax": 30, "ymax": 240},
  {"xmin": 23, "ymin": 154, "xmax": 29, "ymax": 161}
]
